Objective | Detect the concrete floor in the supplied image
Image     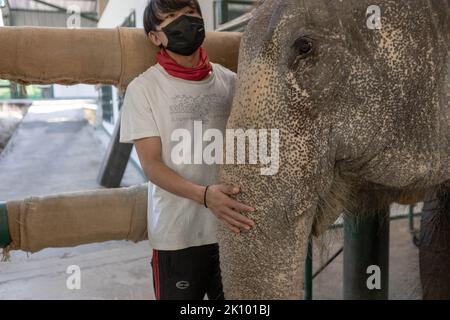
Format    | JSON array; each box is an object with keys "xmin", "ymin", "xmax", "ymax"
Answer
[
  {"xmin": 0, "ymin": 100, "xmax": 153, "ymax": 300},
  {"xmin": 0, "ymin": 100, "xmax": 424, "ymax": 299}
]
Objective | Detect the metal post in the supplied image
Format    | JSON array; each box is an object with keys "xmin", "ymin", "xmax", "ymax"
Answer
[
  {"xmin": 304, "ymin": 238, "xmax": 313, "ymax": 300},
  {"xmin": 408, "ymin": 204, "xmax": 420, "ymax": 246},
  {"xmin": 343, "ymin": 207, "xmax": 390, "ymax": 300},
  {"xmin": 408, "ymin": 204, "xmax": 414, "ymax": 232},
  {"xmin": 220, "ymin": 0, "xmax": 229, "ymax": 25},
  {"xmin": 0, "ymin": 201, "xmax": 12, "ymax": 248},
  {"xmin": 96, "ymin": 112, "xmax": 134, "ymax": 188}
]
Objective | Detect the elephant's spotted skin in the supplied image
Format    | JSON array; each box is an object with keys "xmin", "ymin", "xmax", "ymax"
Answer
[{"xmin": 218, "ymin": 0, "xmax": 450, "ymax": 299}]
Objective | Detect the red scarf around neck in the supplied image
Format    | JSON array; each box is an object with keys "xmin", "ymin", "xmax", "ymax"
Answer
[{"xmin": 156, "ymin": 47, "xmax": 213, "ymax": 81}]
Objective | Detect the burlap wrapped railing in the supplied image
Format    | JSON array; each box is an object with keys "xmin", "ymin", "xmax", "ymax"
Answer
[
  {"xmin": 1, "ymin": 184, "xmax": 148, "ymax": 258},
  {"xmin": 0, "ymin": 27, "xmax": 241, "ymax": 94}
]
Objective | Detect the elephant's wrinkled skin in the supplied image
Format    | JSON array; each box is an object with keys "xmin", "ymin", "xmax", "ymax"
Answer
[{"xmin": 218, "ymin": 0, "xmax": 450, "ymax": 299}]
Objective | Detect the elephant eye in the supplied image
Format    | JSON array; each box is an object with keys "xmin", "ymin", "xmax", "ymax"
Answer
[{"xmin": 292, "ymin": 36, "xmax": 314, "ymax": 58}]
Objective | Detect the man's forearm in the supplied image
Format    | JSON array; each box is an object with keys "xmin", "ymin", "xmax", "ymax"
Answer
[{"xmin": 143, "ymin": 161, "xmax": 206, "ymax": 205}]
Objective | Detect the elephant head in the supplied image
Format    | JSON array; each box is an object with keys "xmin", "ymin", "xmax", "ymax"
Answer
[{"xmin": 218, "ymin": 0, "xmax": 449, "ymax": 299}]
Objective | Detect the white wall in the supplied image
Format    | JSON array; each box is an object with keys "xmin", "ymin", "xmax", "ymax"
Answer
[
  {"xmin": 198, "ymin": 0, "xmax": 215, "ymax": 31},
  {"xmin": 53, "ymin": 84, "xmax": 98, "ymax": 99},
  {"xmin": 98, "ymin": 0, "xmax": 215, "ymax": 31},
  {"xmin": 0, "ymin": 8, "xmax": 4, "ymax": 26},
  {"xmin": 97, "ymin": 0, "xmax": 147, "ymax": 28}
]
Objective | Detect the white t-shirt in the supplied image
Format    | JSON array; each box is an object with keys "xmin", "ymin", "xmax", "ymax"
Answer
[{"xmin": 120, "ymin": 62, "xmax": 236, "ymax": 250}]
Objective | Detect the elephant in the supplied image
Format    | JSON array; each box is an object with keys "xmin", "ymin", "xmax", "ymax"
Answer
[
  {"xmin": 0, "ymin": 0, "xmax": 449, "ymax": 300},
  {"xmin": 217, "ymin": 0, "xmax": 449, "ymax": 299}
]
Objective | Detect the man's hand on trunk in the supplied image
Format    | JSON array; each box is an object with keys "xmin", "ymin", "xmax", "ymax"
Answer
[{"xmin": 205, "ymin": 184, "xmax": 256, "ymax": 234}]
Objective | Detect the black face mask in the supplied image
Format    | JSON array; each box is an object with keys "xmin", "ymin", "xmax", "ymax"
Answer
[{"xmin": 161, "ymin": 15, "xmax": 205, "ymax": 56}]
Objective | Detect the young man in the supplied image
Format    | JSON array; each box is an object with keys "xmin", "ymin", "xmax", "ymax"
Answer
[{"xmin": 119, "ymin": 0, "xmax": 255, "ymax": 300}]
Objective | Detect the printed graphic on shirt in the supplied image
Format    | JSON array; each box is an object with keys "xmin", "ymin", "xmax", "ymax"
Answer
[{"xmin": 169, "ymin": 94, "xmax": 231, "ymax": 125}]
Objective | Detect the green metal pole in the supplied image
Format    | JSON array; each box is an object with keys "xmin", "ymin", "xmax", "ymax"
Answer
[
  {"xmin": 408, "ymin": 205, "xmax": 414, "ymax": 232},
  {"xmin": 343, "ymin": 207, "xmax": 390, "ymax": 300},
  {"xmin": 304, "ymin": 238, "xmax": 313, "ymax": 300},
  {"xmin": 0, "ymin": 201, "xmax": 12, "ymax": 248},
  {"xmin": 220, "ymin": 0, "xmax": 229, "ymax": 25}
]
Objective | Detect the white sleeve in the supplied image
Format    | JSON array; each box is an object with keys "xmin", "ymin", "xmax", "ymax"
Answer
[{"xmin": 119, "ymin": 81, "xmax": 160, "ymax": 144}]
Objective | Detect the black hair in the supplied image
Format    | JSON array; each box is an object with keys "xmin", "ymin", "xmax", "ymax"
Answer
[{"xmin": 143, "ymin": 0, "xmax": 203, "ymax": 35}]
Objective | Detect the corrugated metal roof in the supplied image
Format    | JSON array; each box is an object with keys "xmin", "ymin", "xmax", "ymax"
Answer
[{"xmin": 8, "ymin": 0, "xmax": 97, "ymax": 13}]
